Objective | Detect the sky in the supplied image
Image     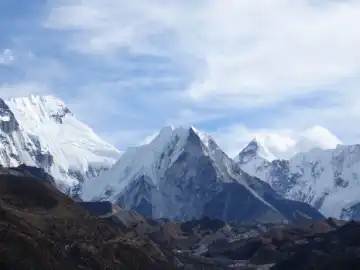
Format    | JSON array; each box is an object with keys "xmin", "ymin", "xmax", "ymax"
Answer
[{"xmin": 1, "ymin": 0, "xmax": 360, "ymax": 157}]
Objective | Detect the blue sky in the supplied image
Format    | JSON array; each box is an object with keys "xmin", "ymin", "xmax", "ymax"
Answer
[{"xmin": 1, "ymin": 0, "xmax": 360, "ymax": 155}]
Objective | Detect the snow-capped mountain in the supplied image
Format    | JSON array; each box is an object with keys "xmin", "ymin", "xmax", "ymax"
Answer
[
  {"xmin": 0, "ymin": 95, "xmax": 121, "ymax": 191},
  {"xmin": 82, "ymin": 126, "xmax": 324, "ymax": 222},
  {"xmin": 236, "ymin": 139, "xmax": 360, "ymax": 220},
  {"xmin": 233, "ymin": 126, "xmax": 342, "ymax": 161},
  {"xmin": 234, "ymin": 138, "xmax": 275, "ymax": 164}
]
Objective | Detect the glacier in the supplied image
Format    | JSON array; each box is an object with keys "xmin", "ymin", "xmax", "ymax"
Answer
[{"xmin": 0, "ymin": 94, "xmax": 121, "ymax": 192}]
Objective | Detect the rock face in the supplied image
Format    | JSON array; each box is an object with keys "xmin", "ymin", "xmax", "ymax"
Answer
[
  {"xmin": 0, "ymin": 98, "xmax": 19, "ymax": 133},
  {"xmin": 79, "ymin": 201, "xmax": 114, "ymax": 217},
  {"xmin": 0, "ymin": 169, "xmax": 176, "ymax": 270},
  {"xmin": 0, "ymin": 95, "xmax": 121, "ymax": 191},
  {"xmin": 0, "ymin": 98, "xmax": 37, "ymax": 168},
  {"xmin": 237, "ymin": 140, "xmax": 360, "ymax": 220},
  {"xmin": 82, "ymin": 126, "xmax": 324, "ymax": 223},
  {"xmin": 0, "ymin": 164, "xmax": 57, "ymax": 186}
]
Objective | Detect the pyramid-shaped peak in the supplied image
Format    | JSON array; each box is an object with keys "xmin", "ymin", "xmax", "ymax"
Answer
[
  {"xmin": 189, "ymin": 126, "xmax": 216, "ymax": 146},
  {"xmin": 236, "ymin": 137, "xmax": 277, "ymax": 163},
  {"xmin": 153, "ymin": 126, "xmax": 209, "ymax": 143},
  {"xmin": 241, "ymin": 137, "xmax": 265, "ymax": 154},
  {"xmin": 143, "ymin": 125, "xmax": 221, "ymax": 155},
  {"xmin": 247, "ymin": 137, "xmax": 261, "ymax": 149},
  {"xmin": 189, "ymin": 125, "xmax": 200, "ymax": 133}
]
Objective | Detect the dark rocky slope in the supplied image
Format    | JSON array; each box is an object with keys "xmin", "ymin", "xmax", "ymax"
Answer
[
  {"xmin": 2, "ymin": 166, "xmax": 360, "ymax": 270},
  {"xmin": 80, "ymin": 201, "xmax": 354, "ymax": 270},
  {"xmin": 272, "ymin": 220, "xmax": 360, "ymax": 270},
  {"xmin": 0, "ymin": 164, "xmax": 57, "ymax": 185},
  {"xmin": 0, "ymin": 171, "xmax": 176, "ymax": 270},
  {"xmin": 148, "ymin": 217, "xmax": 360, "ymax": 270}
]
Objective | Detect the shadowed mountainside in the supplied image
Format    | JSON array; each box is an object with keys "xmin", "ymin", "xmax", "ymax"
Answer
[
  {"xmin": 2, "ymin": 165, "xmax": 360, "ymax": 270},
  {"xmin": 81, "ymin": 200, "xmax": 358, "ymax": 270},
  {"xmin": 0, "ymin": 171, "xmax": 176, "ymax": 270}
]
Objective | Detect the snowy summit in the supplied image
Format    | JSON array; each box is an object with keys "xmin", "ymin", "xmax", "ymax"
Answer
[{"xmin": 0, "ymin": 95, "xmax": 121, "ymax": 190}]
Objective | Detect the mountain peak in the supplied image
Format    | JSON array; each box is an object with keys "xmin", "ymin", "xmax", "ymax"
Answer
[
  {"xmin": 236, "ymin": 126, "xmax": 342, "ymax": 164},
  {"xmin": 8, "ymin": 94, "xmax": 65, "ymax": 106},
  {"xmin": 1, "ymin": 95, "xmax": 120, "ymax": 188},
  {"xmin": 151, "ymin": 125, "xmax": 213, "ymax": 149},
  {"xmin": 248, "ymin": 137, "xmax": 260, "ymax": 148},
  {"xmin": 82, "ymin": 125, "xmax": 220, "ymax": 201},
  {"xmin": 7, "ymin": 94, "xmax": 72, "ymax": 125},
  {"xmin": 189, "ymin": 126, "xmax": 218, "ymax": 149},
  {"xmin": 236, "ymin": 137, "xmax": 277, "ymax": 164}
]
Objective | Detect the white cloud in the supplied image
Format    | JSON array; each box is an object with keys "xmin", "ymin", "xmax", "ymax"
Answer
[
  {"xmin": 269, "ymin": 85, "xmax": 360, "ymax": 144},
  {"xmin": 42, "ymin": 0, "xmax": 360, "ymax": 150},
  {"xmin": 46, "ymin": 0, "xmax": 360, "ymax": 108},
  {"xmin": 211, "ymin": 124, "xmax": 342, "ymax": 159},
  {"xmin": 0, "ymin": 49, "xmax": 14, "ymax": 65}
]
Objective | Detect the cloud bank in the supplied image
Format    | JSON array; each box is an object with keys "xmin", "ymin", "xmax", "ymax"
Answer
[{"xmin": 2, "ymin": 0, "xmax": 360, "ymax": 154}]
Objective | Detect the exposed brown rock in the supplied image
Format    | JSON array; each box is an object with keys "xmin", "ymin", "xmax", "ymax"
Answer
[{"xmin": 0, "ymin": 173, "xmax": 176, "ymax": 270}]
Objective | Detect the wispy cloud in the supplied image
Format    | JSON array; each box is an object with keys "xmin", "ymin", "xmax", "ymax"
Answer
[
  {"xmin": 1, "ymin": 0, "xmax": 360, "ymax": 153},
  {"xmin": 212, "ymin": 124, "xmax": 342, "ymax": 159},
  {"xmin": 46, "ymin": 0, "xmax": 360, "ymax": 107}
]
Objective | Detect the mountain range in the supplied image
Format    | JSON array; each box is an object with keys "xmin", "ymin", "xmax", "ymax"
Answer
[
  {"xmin": 237, "ymin": 139, "xmax": 360, "ymax": 220},
  {"xmin": 1, "ymin": 94, "xmax": 360, "ymax": 221},
  {"xmin": 81, "ymin": 125, "xmax": 324, "ymax": 222}
]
